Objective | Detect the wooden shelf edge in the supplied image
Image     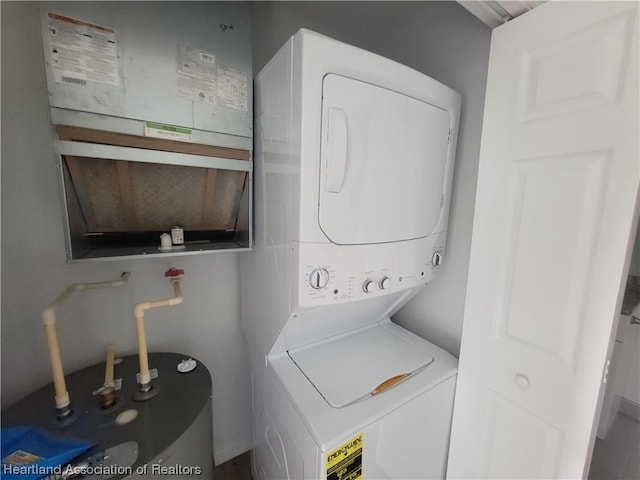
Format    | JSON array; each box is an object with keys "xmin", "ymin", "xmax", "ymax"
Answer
[{"xmin": 56, "ymin": 125, "xmax": 251, "ymax": 161}]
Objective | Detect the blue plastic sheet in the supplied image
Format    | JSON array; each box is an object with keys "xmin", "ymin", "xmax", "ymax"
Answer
[{"xmin": 1, "ymin": 427, "xmax": 92, "ymax": 480}]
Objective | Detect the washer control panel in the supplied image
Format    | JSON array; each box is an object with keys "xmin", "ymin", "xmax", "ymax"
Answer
[
  {"xmin": 303, "ymin": 266, "xmax": 393, "ymax": 303},
  {"xmin": 298, "ymin": 234, "xmax": 446, "ymax": 306}
]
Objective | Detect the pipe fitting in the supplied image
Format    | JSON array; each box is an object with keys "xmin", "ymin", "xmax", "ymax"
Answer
[
  {"xmin": 134, "ymin": 269, "xmax": 184, "ymax": 397},
  {"xmin": 42, "ymin": 272, "xmax": 131, "ymax": 420},
  {"xmin": 55, "ymin": 403, "xmax": 73, "ymax": 420}
]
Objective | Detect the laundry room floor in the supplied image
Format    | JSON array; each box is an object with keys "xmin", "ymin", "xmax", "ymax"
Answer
[
  {"xmin": 589, "ymin": 413, "xmax": 640, "ymax": 480},
  {"xmin": 214, "ymin": 418, "xmax": 640, "ymax": 480},
  {"xmin": 214, "ymin": 451, "xmax": 253, "ymax": 479}
]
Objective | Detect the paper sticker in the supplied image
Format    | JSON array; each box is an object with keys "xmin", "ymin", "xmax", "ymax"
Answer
[
  {"xmin": 145, "ymin": 122, "xmax": 193, "ymax": 142},
  {"xmin": 47, "ymin": 13, "xmax": 120, "ymax": 86},
  {"xmin": 217, "ymin": 64, "xmax": 248, "ymax": 112},
  {"xmin": 326, "ymin": 433, "xmax": 363, "ymax": 480},
  {"xmin": 176, "ymin": 44, "xmax": 217, "ymax": 104},
  {"xmin": 3, "ymin": 450, "xmax": 43, "ymax": 465}
]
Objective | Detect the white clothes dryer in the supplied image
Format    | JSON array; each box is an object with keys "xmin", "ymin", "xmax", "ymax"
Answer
[{"xmin": 241, "ymin": 29, "xmax": 461, "ymax": 479}]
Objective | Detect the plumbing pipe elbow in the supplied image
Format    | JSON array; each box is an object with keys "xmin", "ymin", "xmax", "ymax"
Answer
[
  {"xmin": 134, "ymin": 280, "xmax": 183, "ymax": 315},
  {"xmin": 134, "ymin": 303, "xmax": 150, "ymax": 318},
  {"xmin": 42, "ymin": 285, "xmax": 78, "ymax": 324},
  {"xmin": 134, "ymin": 271, "xmax": 184, "ymax": 395},
  {"xmin": 168, "ymin": 296, "xmax": 183, "ymax": 307}
]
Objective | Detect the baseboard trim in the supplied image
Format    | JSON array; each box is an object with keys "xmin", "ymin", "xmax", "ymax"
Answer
[
  {"xmin": 620, "ymin": 397, "xmax": 640, "ymax": 421},
  {"xmin": 214, "ymin": 436, "xmax": 253, "ymax": 466}
]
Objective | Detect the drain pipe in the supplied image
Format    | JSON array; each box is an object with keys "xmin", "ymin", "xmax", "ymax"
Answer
[
  {"xmin": 134, "ymin": 268, "xmax": 184, "ymax": 397},
  {"xmin": 42, "ymin": 272, "xmax": 131, "ymax": 420}
]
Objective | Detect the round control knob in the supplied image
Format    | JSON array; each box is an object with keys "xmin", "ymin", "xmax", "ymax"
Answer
[
  {"xmin": 309, "ymin": 268, "xmax": 330, "ymax": 289},
  {"xmin": 362, "ymin": 280, "xmax": 376, "ymax": 294},
  {"xmin": 379, "ymin": 276, "xmax": 391, "ymax": 290},
  {"xmin": 432, "ymin": 251, "xmax": 443, "ymax": 267}
]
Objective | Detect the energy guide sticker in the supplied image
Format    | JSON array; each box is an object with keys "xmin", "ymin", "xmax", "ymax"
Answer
[{"xmin": 326, "ymin": 433, "xmax": 363, "ymax": 480}]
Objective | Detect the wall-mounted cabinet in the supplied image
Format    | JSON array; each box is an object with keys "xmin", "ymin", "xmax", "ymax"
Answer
[
  {"xmin": 39, "ymin": 2, "xmax": 252, "ymax": 260},
  {"xmin": 56, "ymin": 126, "xmax": 250, "ymax": 260}
]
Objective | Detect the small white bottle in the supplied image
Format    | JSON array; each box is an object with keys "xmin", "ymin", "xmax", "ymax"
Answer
[{"xmin": 171, "ymin": 226, "xmax": 184, "ymax": 245}]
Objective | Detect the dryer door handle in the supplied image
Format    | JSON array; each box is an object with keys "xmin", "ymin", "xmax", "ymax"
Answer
[{"xmin": 325, "ymin": 107, "xmax": 348, "ymax": 193}]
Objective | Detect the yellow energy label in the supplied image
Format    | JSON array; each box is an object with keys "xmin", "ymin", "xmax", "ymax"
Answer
[{"xmin": 326, "ymin": 433, "xmax": 363, "ymax": 480}]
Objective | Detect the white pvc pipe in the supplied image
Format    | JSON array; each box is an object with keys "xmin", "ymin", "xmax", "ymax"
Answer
[
  {"xmin": 42, "ymin": 272, "xmax": 131, "ymax": 414},
  {"xmin": 134, "ymin": 275, "xmax": 183, "ymax": 388},
  {"xmin": 104, "ymin": 345, "xmax": 116, "ymax": 387}
]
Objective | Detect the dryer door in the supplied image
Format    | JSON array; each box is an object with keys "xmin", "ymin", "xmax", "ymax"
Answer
[{"xmin": 319, "ymin": 74, "xmax": 451, "ymax": 245}]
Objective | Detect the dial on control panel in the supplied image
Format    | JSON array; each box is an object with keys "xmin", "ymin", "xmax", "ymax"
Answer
[
  {"xmin": 309, "ymin": 268, "xmax": 330, "ymax": 289},
  {"xmin": 432, "ymin": 251, "xmax": 443, "ymax": 267},
  {"xmin": 379, "ymin": 276, "xmax": 390, "ymax": 290},
  {"xmin": 362, "ymin": 280, "xmax": 376, "ymax": 294}
]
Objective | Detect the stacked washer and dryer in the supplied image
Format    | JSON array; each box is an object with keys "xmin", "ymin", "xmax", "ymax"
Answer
[{"xmin": 241, "ymin": 29, "xmax": 461, "ymax": 479}]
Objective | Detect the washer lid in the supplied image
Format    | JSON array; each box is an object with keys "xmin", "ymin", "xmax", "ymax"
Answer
[{"xmin": 288, "ymin": 324, "xmax": 434, "ymax": 408}]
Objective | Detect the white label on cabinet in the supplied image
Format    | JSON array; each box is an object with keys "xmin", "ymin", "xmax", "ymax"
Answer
[
  {"xmin": 47, "ymin": 13, "xmax": 120, "ymax": 86},
  {"xmin": 217, "ymin": 64, "xmax": 249, "ymax": 112},
  {"xmin": 176, "ymin": 43, "xmax": 217, "ymax": 104}
]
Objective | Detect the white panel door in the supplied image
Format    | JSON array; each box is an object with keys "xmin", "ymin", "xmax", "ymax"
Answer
[
  {"xmin": 318, "ymin": 74, "xmax": 451, "ymax": 245},
  {"xmin": 448, "ymin": 2, "xmax": 639, "ymax": 479}
]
